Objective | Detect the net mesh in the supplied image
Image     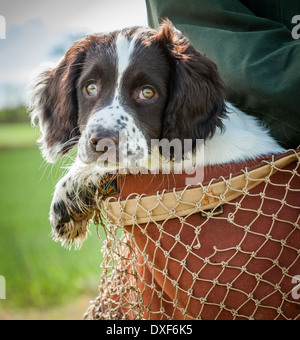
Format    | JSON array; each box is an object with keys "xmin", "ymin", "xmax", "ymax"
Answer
[{"xmin": 85, "ymin": 151, "xmax": 300, "ymax": 320}]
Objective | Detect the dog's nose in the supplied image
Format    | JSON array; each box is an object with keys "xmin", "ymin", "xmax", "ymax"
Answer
[{"xmin": 90, "ymin": 130, "xmax": 118, "ymax": 151}]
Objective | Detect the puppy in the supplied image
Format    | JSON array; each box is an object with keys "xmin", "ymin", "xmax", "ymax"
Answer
[{"xmin": 30, "ymin": 19, "xmax": 284, "ymax": 247}]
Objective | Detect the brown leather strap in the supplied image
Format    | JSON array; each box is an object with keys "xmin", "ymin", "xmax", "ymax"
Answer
[{"xmin": 102, "ymin": 150, "xmax": 300, "ymax": 226}]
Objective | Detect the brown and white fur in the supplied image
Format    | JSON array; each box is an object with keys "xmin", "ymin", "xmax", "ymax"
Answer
[{"xmin": 30, "ymin": 20, "xmax": 284, "ymax": 248}]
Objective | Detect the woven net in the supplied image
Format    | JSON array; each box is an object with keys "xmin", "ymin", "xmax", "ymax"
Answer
[{"xmin": 85, "ymin": 150, "xmax": 300, "ymax": 320}]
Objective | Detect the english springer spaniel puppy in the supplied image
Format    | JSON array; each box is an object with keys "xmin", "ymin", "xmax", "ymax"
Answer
[{"xmin": 30, "ymin": 19, "xmax": 284, "ymax": 247}]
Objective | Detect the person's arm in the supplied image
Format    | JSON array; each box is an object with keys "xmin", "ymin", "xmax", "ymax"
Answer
[{"xmin": 146, "ymin": 0, "xmax": 300, "ymax": 149}]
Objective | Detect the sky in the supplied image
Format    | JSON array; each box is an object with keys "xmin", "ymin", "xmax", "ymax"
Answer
[{"xmin": 0, "ymin": 0, "xmax": 148, "ymax": 108}]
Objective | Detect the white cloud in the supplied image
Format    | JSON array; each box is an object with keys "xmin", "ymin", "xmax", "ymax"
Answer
[
  {"xmin": 0, "ymin": 0, "xmax": 148, "ymax": 108},
  {"xmin": 1, "ymin": 0, "xmax": 147, "ymax": 32}
]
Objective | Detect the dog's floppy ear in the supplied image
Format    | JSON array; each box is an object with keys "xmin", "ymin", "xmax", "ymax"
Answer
[
  {"xmin": 30, "ymin": 37, "xmax": 92, "ymax": 163},
  {"xmin": 155, "ymin": 19, "xmax": 226, "ymax": 150}
]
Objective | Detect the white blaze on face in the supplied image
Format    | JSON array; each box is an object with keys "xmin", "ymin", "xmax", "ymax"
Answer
[
  {"xmin": 80, "ymin": 30, "xmax": 149, "ymax": 168},
  {"xmin": 115, "ymin": 32, "xmax": 134, "ymax": 95},
  {"xmin": 114, "ymin": 30, "xmax": 144, "ymax": 104},
  {"xmin": 114, "ymin": 28, "xmax": 147, "ymax": 93}
]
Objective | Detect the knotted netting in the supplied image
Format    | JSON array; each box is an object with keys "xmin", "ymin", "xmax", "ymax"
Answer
[{"xmin": 85, "ymin": 150, "xmax": 300, "ymax": 320}]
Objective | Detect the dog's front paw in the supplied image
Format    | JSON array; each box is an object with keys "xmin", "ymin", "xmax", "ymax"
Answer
[
  {"xmin": 50, "ymin": 200, "xmax": 92, "ymax": 249},
  {"xmin": 50, "ymin": 177, "xmax": 96, "ymax": 248}
]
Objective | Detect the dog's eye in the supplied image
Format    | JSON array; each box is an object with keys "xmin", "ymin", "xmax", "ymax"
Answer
[
  {"xmin": 86, "ymin": 83, "xmax": 98, "ymax": 96},
  {"xmin": 139, "ymin": 87, "xmax": 155, "ymax": 100}
]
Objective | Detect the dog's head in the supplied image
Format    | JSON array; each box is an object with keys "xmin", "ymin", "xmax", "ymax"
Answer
[{"xmin": 31, "ymin": 19, "xmax": 226, "ymax": 169}]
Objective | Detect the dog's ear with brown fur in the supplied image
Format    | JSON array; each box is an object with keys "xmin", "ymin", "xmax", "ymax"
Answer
[
  {"xmin": 153, "ymin": 19, "xmax": 226, "ymax": 152},
  {"xmin": 30, "ymin": 37, "xmax": 93, "ymax": 163}
]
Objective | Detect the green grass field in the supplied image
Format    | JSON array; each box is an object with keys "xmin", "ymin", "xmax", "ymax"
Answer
[
  {"xmin": 0, "ymin": 124, "xmax": 38, "ymax": 150},
  {"xmin": 0, "ymin": 123, "xmax": 103, "ymax": 319}
]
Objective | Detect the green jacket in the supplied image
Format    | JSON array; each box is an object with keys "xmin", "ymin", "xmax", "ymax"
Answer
[{"xmin": 146, "ymin": 0, "xmax": 300, "ymax": 149}]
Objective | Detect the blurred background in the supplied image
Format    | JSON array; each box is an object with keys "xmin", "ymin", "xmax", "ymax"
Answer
[{"xmin": 0, "ymin": 0, "xmax": 147, "ymax": 320}]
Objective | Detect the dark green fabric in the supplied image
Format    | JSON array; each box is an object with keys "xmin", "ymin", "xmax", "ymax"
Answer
[{"xmin": 146, "ymin": 0, "xmax": 300, "ymax": 148}]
